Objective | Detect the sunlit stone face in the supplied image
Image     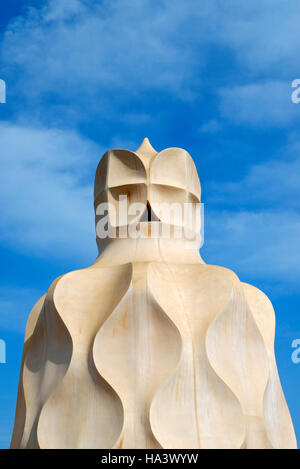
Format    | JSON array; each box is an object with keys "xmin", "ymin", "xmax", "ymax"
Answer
[{"xmin": 94, "ymin": 143, "xmax": 202, "ymax": 242}]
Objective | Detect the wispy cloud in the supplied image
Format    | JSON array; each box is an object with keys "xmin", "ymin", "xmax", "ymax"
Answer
[
  {"xmin": 0, "ymin": 286, "xmax": 42, "ymax": 333},
  {"xmin": 0, "ymin": 0, "xmax": 300, "ymax": 289},
  {"xmin": 219, "ymin": 81, "xmax": 299, "ymax": 127},
  {"xmin": 203, "ymin": 209, "xmax": 300, "ymax": 290},
  {"xmin": 0, "ymin": 0, "xmax": 300, "ymax": 449},
  {"xmin": 207, "ymin": 150, "xmax": 300, "ymax": 209},
  {"xmin": 1, "ymin": 0, "xmax": 201, "ymax": 111},
  {"xmin": 203, "ymin": 149, "xmax": 300, "ymax": 290},
  {"xmin": 0, "ymin": 123, "xmax": 100, "ymax": 261},
  {"xmin": 216, "ymin": 0, "xmax": 300, "ymax": 75},
  {"xmin": 198, "ymin": 120, "xmax": 222, "ymax": 134},
  {"xmin": 2, "ymin": 0, "xmax": 300, "ymax": 126}
]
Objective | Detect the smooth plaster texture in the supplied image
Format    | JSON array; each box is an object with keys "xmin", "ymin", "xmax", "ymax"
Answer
[{"xmin": 10, "ymin": 139, "xmax": 297, "ymax": 449}]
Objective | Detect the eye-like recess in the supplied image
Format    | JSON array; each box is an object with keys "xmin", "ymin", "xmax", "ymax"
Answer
[
  {"xmin": 94, "ymin": 149, "xmax": 146, "ymax": 203},
  {"xmin": 108, "ymin": 183, "xmax": 147, "ymax": 227},
  {"xmin": 149, "ymin": 184, "xmax": 200, "ymax": 232},
  {"xmin": 150, "ymin": 147, "xmax": 201, "ymax": 200},
  {"xmin": 108, "ymin": 150, "xmax": 146, "ymax": 188}
]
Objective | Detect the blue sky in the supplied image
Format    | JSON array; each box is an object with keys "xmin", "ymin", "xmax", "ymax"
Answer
[{"xmin": 0, "ymin": 0, "xmax": 300, "ymax": 448}]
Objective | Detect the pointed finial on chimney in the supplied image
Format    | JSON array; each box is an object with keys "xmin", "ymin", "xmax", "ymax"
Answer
[{"xmin": 136, "ymin": 138, "xmax": 157, "ymax": 159}]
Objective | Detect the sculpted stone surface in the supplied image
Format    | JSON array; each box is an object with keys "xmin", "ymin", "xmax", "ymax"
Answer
[{"xmin": 11, "ymin": 139, "xmax": 297, "ymax": 449}]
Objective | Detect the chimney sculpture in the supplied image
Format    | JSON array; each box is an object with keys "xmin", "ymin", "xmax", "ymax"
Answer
[{"xmin": 11, "ymin": 139, "xmax": 296, "ymax": 449}]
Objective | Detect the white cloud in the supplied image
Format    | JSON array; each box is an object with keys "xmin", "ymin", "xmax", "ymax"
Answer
[
  {"xmin": 216, "ymin": 0, "xmax": 300, "ymax": 75},
  {"xmin": 0, "ymin": 286, "xmax": 42, "ymax": 333},
  {"xmin": 207, "ymin": 152, "xmax": 300, "ymax": 209},
  {"xmin": 0, "ymin": 0, "xmax": 299, "ymax": 296},
  {"xmin": 198, "ymin": 120, "xmax": 222, "ymax": 134},
  {"xmin": 203, "ymin": 152, "xmax": 300, "ymax": 290},
  {"xmin": 2, "ymin": 0, "xmax": 199, "ymax": 104},
  {"xmin": 0, "ymin": 124, "xmax": 298, "ymax": 292},
  {"xmin": 203, "ymin": 209, "xmax": 300, "ymax": 290},
  {"xmin": 219, "ymin": 81, "xmax": 300, "ymax": 127},
  {"xmin": 2, "ymin": 0, "xmax": 300, "ymax": 120},
  {"xmin": 0, "ymin": 123, "xmax": 101, "ymax": 262}
]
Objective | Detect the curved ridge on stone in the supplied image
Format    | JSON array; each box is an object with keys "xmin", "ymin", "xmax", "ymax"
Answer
[
  {"xmin": 148, "ymin": 263, "xmax": 245, "ymax": 449},
  {"xmin": 11, "ymin": 138, "xmax": 296, "ymax": 450},
  {"xmin": 10, "ymin": 294, "xmax": 46, "ymax": 449},
  {"xmin": 19, "ymin": 277, "xmax": 73, "ymax": 448},
  {"xmin": 93, "ymin": 262, "xmax": 182, "ymax": 449},
  {"xmin": 14, "ymin": 261, "xmax": 295, "ymax": 449},
  {"xmin": 205, "ymin": 284, "xmax": 272, "ymax": 448},
  {"xmin": 242, "ymin": 282, "xmax": 297, "ymax": 449},
  {"xmin": 36, "ymin": 264, "xmax": 132, "ymax": 449}
]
